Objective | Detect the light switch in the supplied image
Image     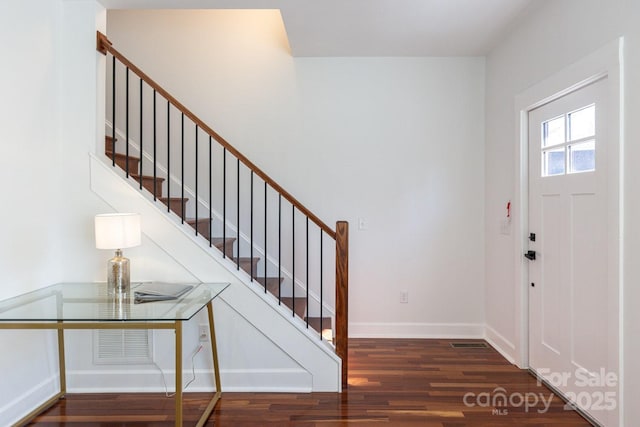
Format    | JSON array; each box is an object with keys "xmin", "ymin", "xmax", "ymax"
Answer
[
  {"xmin": 500, "ymin": 219, "xmax": 511, "ymax": 236},
  {"xmin": 400, "ymin": 291, "xmax": 408, "ymax": 303}
]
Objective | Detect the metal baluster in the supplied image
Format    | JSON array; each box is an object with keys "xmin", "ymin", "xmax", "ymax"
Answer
[
  {"xmin": 153, "ymin": 90, "xmax": 157, "ymax": 201},
  {"xmin": 195, "ymin": 125, "xmax": 199, "ymax": 236},
  {"xmin": 306, "ymin": 217, "xmax": 309, "ymax": 328},
  {"xmin": 209, "ymin": 135, "xmax": 212, "ymax": 246},
  {"xmin": 223, "ymin": 148, "xmax": 227, "ymax": 259},
  {"xmin": 181, "ymin": 113, "xmax": 184, "ymax": 223},
  {"xmin": 111, "ymin": 55, "xmax": 116, "ymax": 167},
  {"xmin": 236, "ymin": 158, "xmax": 240, "ymax": 270},
  {"xmin": 264, "ymin": 181, "xmax": 267, "ymax": 293},
  {"xmin": 320, "ymin": 231, "xmax": 323, "ymax": 340},
  {"xmin": 166, "ymin": 101, "xmax": 170, "ymax": 213},
  {"xmin": 125, "ymin": 67, "xmax": 129, "ymax": 177},
  {"xmin": 139, "ymin": 78, "xmax": 143, "ymax": 188},
  {"xmin": 292, "ymin": 205, "xmax": 295, "ymax": 317},
  {"xmin": 250, "ymin": 171, "xmax": 254, "ymax": 281},
  {"xmin": 278, "ymin": 194, "xmax": 282, "ymax": 304}
]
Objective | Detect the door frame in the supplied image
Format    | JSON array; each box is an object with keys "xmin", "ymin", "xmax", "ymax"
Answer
[{"xmin": 512, "ymin": 38, "xmax": 624, "ymax": 424}]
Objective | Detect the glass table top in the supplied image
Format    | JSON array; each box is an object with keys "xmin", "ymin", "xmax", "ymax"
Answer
[{"xmin": 0, "ymin": 282, "xmax": 229, "ymax": 322}]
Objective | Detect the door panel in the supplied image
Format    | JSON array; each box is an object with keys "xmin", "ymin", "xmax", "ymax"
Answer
[
  {"xmin": 528, "ymin": 77, "xmax": 614, "ymax": 425},
  {"xmin": 570, "ymin": 193, "xmax": 607, "ymax": 374},
  {"xmin": 540, "ymin": 194, "xmax": 564, "ymax": 357}
]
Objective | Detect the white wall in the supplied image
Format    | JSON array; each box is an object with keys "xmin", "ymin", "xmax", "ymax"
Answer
[
  {"xmin": 0, "ymin": 0, "xmax": 65, "ymax": 422},
  {"xmin": 0, "ymin": 0, "xmax": 63, "ymax": 295},
  {"xmin": 107, "ymin": 9, "xmax": 487, "ymax": 338},
  {"xmin": 485, "ymin": 0, "xmax": 640, "ymax": 424},
  {"xmin": 621, "ymin": 1, "xmax": 640, "ymax": 425}
]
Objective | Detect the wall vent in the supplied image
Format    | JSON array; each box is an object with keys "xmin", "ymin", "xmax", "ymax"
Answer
[
  {"xmin": 450, "ymin": 342, "xmax": 489, "ymax": 349},
  {"xmin": 93, "ymin": 329, "xmax": 153, "ymax": 365}
]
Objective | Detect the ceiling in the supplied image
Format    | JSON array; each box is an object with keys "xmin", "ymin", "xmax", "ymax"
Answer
[{"xmin": 98, "ymin": 0, "xmax": 536, "ymax": 56}]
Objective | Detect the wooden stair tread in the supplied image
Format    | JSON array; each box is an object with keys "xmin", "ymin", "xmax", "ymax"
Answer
[
  {"xmin": 211, "ymin": 237, "xmax": 235, "ymax": 246},
  {"xmin": 281, "ymin": 297, "xmax": 307, "ymax": 318},
  {"xmin": 254, "ymin": 276, "xmax": 284, "ymax": 294},
  {"xmin": 184, "ymin": 217, "xmax": 211, "ymax": 239},
  {"xmin": 105, "ymin": 150, "xmax": 141, "ymax": 176},
  {"xmin": 231, "ymin": 257, "xmax": 260, "ymax": 276},
  {"xmin": 305, "ymin": 316, "xmax": 333, "ymax": 332},
  {"xmin": 186, "ymin": 218, "xmax": 210, "ymax": 225},
  {"xmin": 105, "ymin": 150, "xmax": 140, "ymax": 161},
  {"xmin": 210, "ymin": 237, "xmax": 235, "ymax": 255},
  {"xmin": 255, "ymin": 276, "xmax": 283, "ymax": 285},
  {"xmin": 131, "ymin": 174, "xmax": 164, "ymax": 195},
  {"xmin": 131, "ymin": 174, "xmax": 164, "ymax": 181},
  {"xmin": 104, "ymin": 135, "xmax": 117, "ymax": 150},
  {"xmin": 254, "ymin": 278, "xmax": 309, "ymax": 320},
  {"xmin": 159, "ymin": 197, "xmax": 189, "ymax": 202},
  {"xmin": 158, "ymin": 197, "xmax": 189, "ymax": 217},
  {"xmin": 232, "ymin": 256, "xmax": 260, "ymax": 263}
]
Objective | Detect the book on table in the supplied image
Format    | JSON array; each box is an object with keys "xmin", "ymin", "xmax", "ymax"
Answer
[{"xmin": 133, "ymin": 282, "xmax": 195, "ymax": 303}]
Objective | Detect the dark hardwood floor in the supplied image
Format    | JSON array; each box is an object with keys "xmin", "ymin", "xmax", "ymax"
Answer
[{"xmin": 30, "ymin": 339, "xmax": 591, "ymax": 426}]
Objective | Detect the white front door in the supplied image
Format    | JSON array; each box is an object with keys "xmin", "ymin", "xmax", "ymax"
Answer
[{"xmin": 528, "ymin": 77, "xmax": 617, "ymax": 425}]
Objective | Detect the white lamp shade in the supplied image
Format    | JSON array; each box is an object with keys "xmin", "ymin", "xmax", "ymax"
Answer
[{"xmin": 95, "ymin": 213, "xmax": 141, "ymax": 249}]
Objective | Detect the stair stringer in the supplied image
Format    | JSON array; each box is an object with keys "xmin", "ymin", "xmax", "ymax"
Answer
[{"xmin": 89, "ymin": 153, "xmax": 342, "ymax": 392}]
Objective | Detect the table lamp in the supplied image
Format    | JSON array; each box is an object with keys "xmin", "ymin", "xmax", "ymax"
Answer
[{"xmin": 95, "ymin": 213, "xmax": 141, "ymax": 294}]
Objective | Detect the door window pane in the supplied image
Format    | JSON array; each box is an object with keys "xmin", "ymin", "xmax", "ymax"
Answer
[
  {"xmin": 569, "ymin": 105, "xmax": 595, "ymax": 141},
  {"xmin": 540, "ymin": 103, "xmax": 596, "ymax": 178},
  {"xmin": 543, "ymin": 116, "xmax": 565, "ymax": 147},
  {"xmin": 569, "ymin": 140, "xmax": 595, "ymax": 173},
  {"xmin": 543, "ymin": 147, "xmax": 565, "ymax": 176}
]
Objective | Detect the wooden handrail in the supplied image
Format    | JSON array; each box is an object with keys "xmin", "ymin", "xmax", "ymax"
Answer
[{"xmin": 97, "ymin": 31, "xmax": 336, "ymax": 239}]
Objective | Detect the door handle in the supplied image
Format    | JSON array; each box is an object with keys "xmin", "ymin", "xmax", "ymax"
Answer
[{"xmin": 524, "ymin": 250, "xmax": 536, "ymax": 261}]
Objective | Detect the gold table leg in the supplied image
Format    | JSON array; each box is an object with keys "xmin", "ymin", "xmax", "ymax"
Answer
[
  {"xmin": 57, "ymin": 323, "xmax": 67, "ymax": 395},
  {"xmin": 194, "ymin": 302, "xmax": 222, "ymax": 427},
  {"xmin": 175, "ymin": 320, "xmax": 183, "ymax": 427}
]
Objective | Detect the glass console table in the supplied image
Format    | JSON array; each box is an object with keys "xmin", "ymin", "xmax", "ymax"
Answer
[{"xmin": 0, "ymin": 282, "xmax": 230, "ymax": 427}]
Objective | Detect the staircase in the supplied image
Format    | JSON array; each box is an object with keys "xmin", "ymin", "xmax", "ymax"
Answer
[
  {"xmin": 105, "ymin": 135, "xmax": 331, "ymax": 335},
  {"xmin": 97, "ymin": 31, "xmax": 349, "ymax": 387}
]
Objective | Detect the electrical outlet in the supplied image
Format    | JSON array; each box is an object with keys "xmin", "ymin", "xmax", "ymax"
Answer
[
  {"xmin": 400, "ymin": 291, "xmax": 409, "ymax": 304},
  {"xmin": 198, "ymin": 324, "xmax": 208, "ymax": 342},
  {"xmin": 500, "ymin": 218, "xmax": 511, "ymax": 235}
]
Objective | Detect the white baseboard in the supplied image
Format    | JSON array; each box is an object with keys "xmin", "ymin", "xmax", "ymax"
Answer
[
  {"xmin": 67, "ymin": 367, "xmax": 312, "ymax": 393},
  {"xmin": 349, "ymin": 322, "xmax": 484, "ymax": 338},
  {"xmin": 0, "ymin": 375, "xmax": 59, "ymax": 426},
  {"xmin": 484, "ymin": 325, "xmax": 517, "ymax": 365}
]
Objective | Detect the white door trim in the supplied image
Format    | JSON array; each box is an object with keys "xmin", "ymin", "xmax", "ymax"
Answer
[{"xmin": 512, "ymin": 37, "xmax": 624, "ymax": 425}]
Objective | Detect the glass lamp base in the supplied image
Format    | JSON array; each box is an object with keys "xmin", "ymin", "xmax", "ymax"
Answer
[{"xmin": 107, "ymin": 249, "xmax": 130, "ymax": 294}]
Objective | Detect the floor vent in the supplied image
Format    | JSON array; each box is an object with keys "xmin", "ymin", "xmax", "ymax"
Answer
[{"xmin": 450, "ymin": 342, "xmax": 489, "ymax": 349}]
